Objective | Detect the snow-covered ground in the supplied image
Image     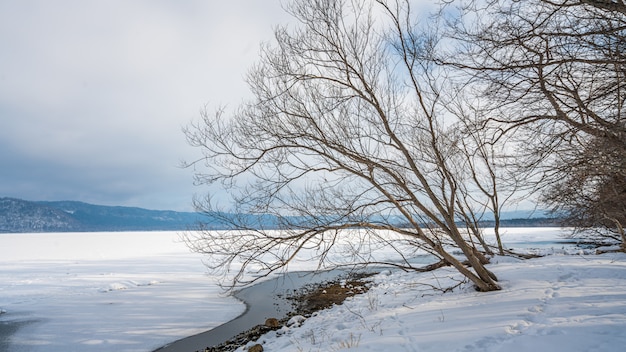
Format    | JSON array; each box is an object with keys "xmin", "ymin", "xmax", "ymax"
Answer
[
  {"xmin": 240, "ymin": 231, "xmax": 626, "ymax": 352},
  {"xmin": 1, "ymin": 228, "xmax": 625, "ymax": 352}
]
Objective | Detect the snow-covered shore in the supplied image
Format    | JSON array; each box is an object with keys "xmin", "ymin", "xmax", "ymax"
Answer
[
  {"xmin": 240, "ymin": 251, "xmax": 626, "ymax": 352},
  {"xmin": 1, "ymin": 229, "xmax": 625, "ymax": 351}
]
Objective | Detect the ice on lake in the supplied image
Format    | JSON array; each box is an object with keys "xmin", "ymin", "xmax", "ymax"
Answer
[{"xmin": 0, "ymin": 231, "xmax": 244, "ymax": 352}]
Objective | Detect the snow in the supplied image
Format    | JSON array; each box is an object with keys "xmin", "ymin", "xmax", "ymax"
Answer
[
  {"xmin": 2, "ymin": 229, "xmax": 626, "ymax": 352},
  {"xmin": 0, "ymin": 231, "xmax": 244, "ymax": 352},
  {"xmin": 241, "ymin": 247, "xmax": 626, "ymax": 351}
]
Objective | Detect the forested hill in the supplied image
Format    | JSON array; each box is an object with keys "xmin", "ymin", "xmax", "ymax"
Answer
[
  {"xmin": 0, "ymin": 197, "xmax": 560, "ymax": 233},
  {"xmin": 0, "ymin": 197, "xmax": 212, "ymax": 233}
]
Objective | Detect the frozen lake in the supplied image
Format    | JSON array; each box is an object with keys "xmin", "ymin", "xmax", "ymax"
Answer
[
  {"xmin": 0, "ymin": 228, "xmax": 576, "ymax": 352},
  {"xmin": 0, "ymin": 231, "xmax": 244, "ymax": 352}
]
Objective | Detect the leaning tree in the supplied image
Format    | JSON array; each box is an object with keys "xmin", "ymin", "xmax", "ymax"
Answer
[{"xmin": 184, "ymin": 0, "xmax": 507, "ymax": 292}]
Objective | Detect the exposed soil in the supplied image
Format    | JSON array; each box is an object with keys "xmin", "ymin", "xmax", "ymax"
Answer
[
  {"xmin": 294, "ymin": 273, "xmax": 372, "ymax": 315},
  {"xmin": 198, "ymin": 272, "xmax": 375, "ymax": 352}
]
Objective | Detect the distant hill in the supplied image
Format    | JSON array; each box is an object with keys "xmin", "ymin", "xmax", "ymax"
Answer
[
  {"xmin": 0, "ymin": 197, "xmax": 216, "ymax": 233},
  {"xmin": 0, "ymin": 197, "xmax": 561, "ymax": 233},
  {"xmin": 475, "ymin": 209, "xmax": 563, "ymax": 227}
]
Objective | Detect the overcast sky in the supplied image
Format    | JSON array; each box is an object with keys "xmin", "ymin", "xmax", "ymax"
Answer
[{"xmin": 0, "ymin": 0, "xmax": 289, "ymax": 211}]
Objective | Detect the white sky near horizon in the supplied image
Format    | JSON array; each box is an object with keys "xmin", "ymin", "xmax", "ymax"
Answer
[{"xmin": 0, "ymin": 0, "xmax": 288, "ymax": 211}]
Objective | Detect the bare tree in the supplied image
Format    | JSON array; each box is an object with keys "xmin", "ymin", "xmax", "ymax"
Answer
[
  {"xmin": 184, "ymin": 0, "xmax": 503, "ymax": 292},
  {"xmin": 442, "ymin": 94, "xmax": 526, "ymax": 256},
  {"xmin": 446, "ymin": 0, "xmax": 626, "ymax": 248},
  {"xmin": 542, "ymin": 136, "xmax": 626, "ymax": 249},
  {"xmin": 453, "ymin": 126, "xmax": 514, "ymax": 256}
]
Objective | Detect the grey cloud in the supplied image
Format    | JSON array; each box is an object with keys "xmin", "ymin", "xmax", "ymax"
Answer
[{"xmin": 0, "ymin": 0, "xmax": 288, "ymax": 210}]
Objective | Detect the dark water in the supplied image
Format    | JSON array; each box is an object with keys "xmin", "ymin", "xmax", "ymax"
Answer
[
  {"xmin": 0, "ymin": 317, "xmax": 38, "ymax": 352},
  {"xmin": 154, "ymin": 269, "xmax": 360, "ymax": 352}
]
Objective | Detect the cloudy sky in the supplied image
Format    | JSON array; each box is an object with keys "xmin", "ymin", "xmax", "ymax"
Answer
[{"xmin": 0, "ymin": 0, "xmax": 289, "ymax": 211}]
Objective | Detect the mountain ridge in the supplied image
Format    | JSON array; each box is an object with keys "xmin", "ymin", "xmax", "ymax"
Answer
[
  {"xmin": 0, "ymin": 197, "xmax": 561, "ymax": 233},
  {"xmin": 0, "ymin": 197, "xmax": 209, "ymax": 233}
]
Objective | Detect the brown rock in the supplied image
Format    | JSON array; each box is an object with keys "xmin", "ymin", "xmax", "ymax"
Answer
[
  {"xmin": 264, "ymin": 317, "xmax": 280, "ymax": 328},
  {"xmin": 249, "ymin": 344, "xmax": 263, "ymax": 352}
]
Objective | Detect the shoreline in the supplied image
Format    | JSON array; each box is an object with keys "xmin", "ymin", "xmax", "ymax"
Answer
[
  {"xmin": 153, "ymin": 270, "xmax": 343, "ymax": 352},
  {"xmin": 154, "ymin": 269, "xmax": 373, "ymax": 352}
]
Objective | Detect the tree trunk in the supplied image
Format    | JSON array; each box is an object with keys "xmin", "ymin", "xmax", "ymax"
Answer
[
  {"xmin": 493, "ymin": 215, "xmax": 505, "ymax": 256},
  {"xmin": 430, "ymin": 240, "xmax": 500, "ymax": 292},
  {"xmin": 450, "ymin": 227, "xmax": 501, "ymax": 291}
]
